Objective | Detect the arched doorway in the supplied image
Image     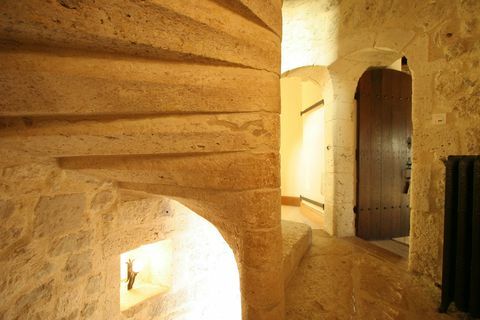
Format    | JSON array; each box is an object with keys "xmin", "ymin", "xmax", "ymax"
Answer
[
  {"xmin": 279, "ymin": 66, "xmax": 331, "ymax": 229},
  {"xmin": 113, "ymin": 195, "xmax": 243, "ymax": 319}
]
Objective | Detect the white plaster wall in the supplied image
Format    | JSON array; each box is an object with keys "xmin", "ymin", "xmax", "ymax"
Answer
[
  {"xmin": 281, "ymin": 67, "xmax": 331, "ymax": 208},
  {"xmin": 300, "ymin": 106, "xmax": 325, "ymax": 204},
  {"xmin": 280, "ymin": 77, "xmax": 303, "ymax": 197},
  {"xmin": 300, "ymin": 81, "xmax": 325, "ymax": 204}
]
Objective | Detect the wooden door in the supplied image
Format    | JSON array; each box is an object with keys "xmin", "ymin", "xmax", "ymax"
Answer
[{"xmin": 356, "ymin": 69, "xmax": 412, "ymax": 240}]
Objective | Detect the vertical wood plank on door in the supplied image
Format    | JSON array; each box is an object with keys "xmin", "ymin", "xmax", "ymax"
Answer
[
  {"xmin": 357, "ymin": 68, "xmax": 412, "ymax": 240},
  {"xmin": 371, "ymin": 71, "xmax": 383, "ymax": 239},
  {"xmin": 390, "ymin": 69, "xmax": 403, "ymax": 238},
  {"xmin": 357, "ymin": 71, "xmax": 373, "ymax": 239},
  {"xmin": 381, "ymin": 70, "xmax": 394, "ymax": 238}
]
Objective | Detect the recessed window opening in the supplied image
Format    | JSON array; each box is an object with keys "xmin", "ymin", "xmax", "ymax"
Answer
[{"xmin": 120, "ymin": 239, "xmax": 173, "ymax": 311}]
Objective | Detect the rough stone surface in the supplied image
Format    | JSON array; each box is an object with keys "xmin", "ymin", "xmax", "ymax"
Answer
[
  {"xmin": 49, "ymin": 231, "xmax": 92, "ymax": 257},
  {"xmin": 283, "ymin": 0, "xmax": 480, "ymax": 283},
  {"xmin": 0, "ymin": 50, "xmax": 280, "ymax": 117},
  {"xmin": 59, "ymin": 152, "xmax": 280, "ymax": 191},
  {"xmin": 0, "ymin": 0, "xmax": 280, "ymax": 72},
  {"xmin": 63, "ymin": 251, "xmax": 93, "ymax": 281},
  {"xmin": 80, "ymin": 301, "xmax": 97, "ymax": 318},
  {"xmin": 85, "ymin": 274, "xmax": 103, "ymax": 295},
  {"xmin": 16, "ymin": 280, "xmax": 54, "ymax": 311},
  {"xmin": 0, "ymin": 163, "xmax": 243, "ymax": 319},
  {"xmin": 286, "ymin": 230, "xmax": 463, "ymax": 319},
  {"xmin": 0, "ymin": 1, "xmax": 283, "ymax": 319},
  {"xmin": 282, "ymin": 220, "xmax": 312, "ymax": 286},
  {"xmin": 0, "ymin": 199, "xmax": 14, "ymax": 219},
  {"xmin": 34, "ymin": 194, "xmax": 86, "ymax": 238},
  {"xmin": 90, "ymin": 190, "xmax": 115, "ymax": 214}
]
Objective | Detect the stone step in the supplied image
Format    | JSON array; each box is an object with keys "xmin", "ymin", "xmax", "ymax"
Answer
[
  {"xmin": 59, "ymin": 152, "xmax": 279, "ymax": 191},
  {"xmin": 0, "ymin": 113, "xmax": 278, "ymax": 157},
  {"xmin": 0, "ymin": 49, "xmax": 279, "ymax": 117},
  {"xmin": 282, "ymin": 220, "xmax": 312, "ymax": 285},
  {"xmin": 0, "ymin": 0, "xmax": 279, "ymax": 72}
]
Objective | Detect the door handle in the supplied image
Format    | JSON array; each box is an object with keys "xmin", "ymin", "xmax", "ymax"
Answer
[{"xmin": 403, "ymin": 158, "xmax": 412, "ymax": 194}]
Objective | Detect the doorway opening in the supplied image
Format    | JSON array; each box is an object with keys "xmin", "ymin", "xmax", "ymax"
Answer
[
  {"xmin": 116, "ymin": 197, "xmax": 242, "ymax": 319},
  {"xmin": 355, "ymin": 60, "xmax": 412, "ymax": 258},
  {"xmin": 279, "ymin": 66, "xmax": 331, "ymax": 231}
]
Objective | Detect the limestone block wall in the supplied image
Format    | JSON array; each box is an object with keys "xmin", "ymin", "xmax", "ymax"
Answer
[
  {"xmin": 0, "ymin": 0, "xmax": 284, "ymax": 319},
  {"xmin": 0, "ymin": 161, "xmax": 241, "ymax": 319},
  {"xmin": 282, "ymin": 0, "xmax": 480, "ymax": 282}
]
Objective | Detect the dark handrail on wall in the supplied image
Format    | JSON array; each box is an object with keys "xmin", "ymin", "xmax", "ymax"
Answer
[
  {"xmin": 300, "ymin": 99, "xmax": 324, "ymax": 116},
  {"xmin": 300, "ymin": 195, "xmax": 325, "ymax": 209}
]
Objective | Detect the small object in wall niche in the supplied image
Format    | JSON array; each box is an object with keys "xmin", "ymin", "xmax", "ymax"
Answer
[{"xmin": 126, "ymin": 258, "xmax": 140, "ymax": 290}]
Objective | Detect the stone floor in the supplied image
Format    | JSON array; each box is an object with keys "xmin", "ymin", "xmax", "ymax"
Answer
[
  {"xmin": 285, "ymin": 230, "xmax": 463, "ymax": 320},
  {"xmin": 370, "ymin": 239, "xmax": 409, "ymax": 259},
  {"xmin": 282, "ymin": 205, "xmax": 322, "ymax": 229}
]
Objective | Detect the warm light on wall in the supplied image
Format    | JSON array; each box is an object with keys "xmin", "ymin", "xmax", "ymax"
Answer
[
  {"xmin": 118, "ymin": 200, "xmax": 242, "ymax": 318},
  {"xmin": 280, "ymin": 75, "xmax": 327, "ymax": 207},
  {"xmin": 300, "ymin": 106, "xmax": 325, "ymax": 204},
  {"xmin": 131, "ymin": 259, "xmax": 144, "ymax": 273},
  {"xmin": 170, "ymin": 203, "xmax": 242, "ymax": 320},
  {"xmin": 282, "ymin": 2, "xmax": 340, "ymax": 73},
  {"xmin": 120, "ymin": 240, "xmax": 173, "ymax": 311}
]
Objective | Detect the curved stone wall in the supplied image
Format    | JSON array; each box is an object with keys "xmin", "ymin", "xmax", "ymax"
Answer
[
  {"xmin": 0, "ymin": 1, "xmax": 284, "ymax": 319},
  {"xmin": 0, "ymin": 162, "xmax": 242, "ymax": 319}
]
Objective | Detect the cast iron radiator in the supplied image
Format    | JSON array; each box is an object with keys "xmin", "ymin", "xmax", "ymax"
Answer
[{"xmin": 440, "ymin": 156, "xmax": 480, "ymax": 316}]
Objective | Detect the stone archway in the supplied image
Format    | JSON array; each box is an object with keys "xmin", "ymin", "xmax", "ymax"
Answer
[
  {"xmin": 114, "ymin": 194, "xmax": 243, "ymax": 320},
  {"xmin": 280, "ymin": 65, "xmax": 332, "ymax": 217},
  {"xmin": 281, "ymin": 0, "xmax": 480, "ymax": 290},
  {"xmin": 114, "ymin": 183, "xmax": 285, "ymax": 320},
  {"xmin": 278, "ymin": 48, "xmax": 407, "ymax": 238},
  {"xmin": 323, "ymin": 47, "xmax": 405, "ymax": 237}
]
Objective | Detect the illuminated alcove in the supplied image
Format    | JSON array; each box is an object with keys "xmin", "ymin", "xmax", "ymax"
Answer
[
  {"xmin": 117, "ymin": 197, "xmax": 242, "ymax": 320},
  {"xmin": 120, "ymin": 240, "xmax": 173, "ymax": 311}
]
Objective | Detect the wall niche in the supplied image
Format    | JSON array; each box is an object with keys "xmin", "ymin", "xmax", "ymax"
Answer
[{"xmin": 120, "ymin": 240, "xmax": 173, "ymax": 311}]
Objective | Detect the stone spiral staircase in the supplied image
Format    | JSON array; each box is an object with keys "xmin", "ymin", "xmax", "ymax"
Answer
[{"xmin": 0, "ymin": 1, "xmax": 285, "ymax": 318}]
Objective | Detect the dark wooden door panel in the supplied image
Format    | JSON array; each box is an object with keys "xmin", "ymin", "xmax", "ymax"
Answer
[
  {"xmin": 381, "ymin": 70, "xmax": 394, "ymax": 238},
  {"xmin": 357, "ymin": 68, "xmax": 412, "ymax": 240},
  {"xmin": 390, "ymin": 72, "xmax": 404, "ymax": 238}
]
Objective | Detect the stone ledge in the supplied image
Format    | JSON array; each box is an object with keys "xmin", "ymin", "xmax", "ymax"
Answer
[{"xmin": 282, "ymin": 220, "xmax": 312, "ymax": 285}]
